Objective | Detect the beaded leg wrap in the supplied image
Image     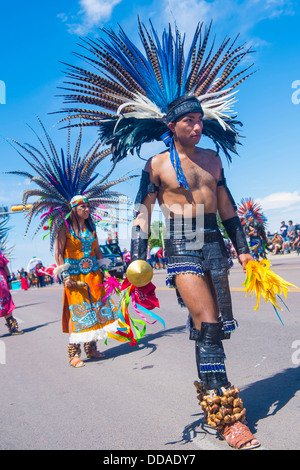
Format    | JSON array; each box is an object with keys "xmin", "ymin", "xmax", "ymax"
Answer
[
  {"xmin": 84, "ymin": 341, "xmax": 98, "ymax": 358},
  {"xmin": 190, "ymin": 321, "xmax": 229, "ymax": 392},
  {"xmin": 194, "ymin": 381, "xmax": 246, "ymax": 431},
  {"xmin": 5, "ymin": 316, "xmax": 24, "ymax": 335},
  {"xmin": 191, "ymin": 322, "xmax": 246, "ymax": 431},
  {"xmin": 67, "ymin": 343, "xmax": 81, "ymax": 359}
]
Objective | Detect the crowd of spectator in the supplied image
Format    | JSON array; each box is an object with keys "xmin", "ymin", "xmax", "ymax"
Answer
[
  {"xmin": 11, "ymin": 263, "xmax": 57, "ymax": 290},
  {"xmin": 266, "ymin": 220, "xmax": 300, "ymax": 255},
  {"xmin": 221, "ymin": 219, "xmax": 300, "ymax": 259}
]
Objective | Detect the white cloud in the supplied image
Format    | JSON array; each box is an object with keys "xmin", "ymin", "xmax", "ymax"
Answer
[
  {"xmin": 79, "ymin": 0, "xmax": 122, "ymax": 25},
  {"xmin": 256, "ymin": 191, "xmax": 300, "ymax": 211},
  {"xmin": 264, "ymin": 0, "xmax": 295, "ymax": 17},
  {"xmin": 57, "ymin": 13, "xmax": 68, "ymax": 23},
  {"xmin": 57, "ymin": 0, "xmax": 296, "ymax": 41},
  {"xmin": 59, "ymin": 0, "xmax": 123, "ymax": 35},
  {"xmin": 164, "ymin": 0, "xmax": 295, "ymax": 37}
]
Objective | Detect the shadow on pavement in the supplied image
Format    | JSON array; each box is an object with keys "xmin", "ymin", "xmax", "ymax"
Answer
[
  {"xmin": 99, "ymin": 324, "xmax": 187, "ymax": 360},
  {"xmin": 0, "ymin": 320, "xmax": 60, "ymax": 338},
  {"xmin": 166, "ymin": 366, "xmax": 300, "ymax": 448},
  {"xmin": 240, "ymin": 366, "xmax": 300, "ymax": 432}
]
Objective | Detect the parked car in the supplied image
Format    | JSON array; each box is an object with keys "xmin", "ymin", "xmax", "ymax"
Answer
[{"xmin": 99, "ymin": 243, "xmax": 126, "ymax": 278}]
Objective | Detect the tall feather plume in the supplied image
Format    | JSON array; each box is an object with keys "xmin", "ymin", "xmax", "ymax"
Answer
[
  {"xmin": 6, "ymin": 119, "xmax": 136, "ymax": 251},
  {"xmin": 56, "ymin": 19, "xmax": 255, "ymax": 163},
  {"xmin": 237, "ymin": 197, "xmax": 267, "ymax": 227}
]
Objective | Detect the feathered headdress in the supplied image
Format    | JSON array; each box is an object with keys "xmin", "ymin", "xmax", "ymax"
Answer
[
  {"xmin": 57, "ymin": 19, "xmax": 255, "ymax": 185},
  {"xmin": 6, "ymin": 118, "xmax": 135, "ymax": 251},
  {"xmin": 237, "ymin": 197, "xmax": 267, "ymax": 227}
]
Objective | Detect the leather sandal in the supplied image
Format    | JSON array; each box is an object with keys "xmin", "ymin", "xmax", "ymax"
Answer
[
  {"xmin": 69, "ymin": 355, "xmax": 85, "ymax": 368},
  {"xmin": 219, "ymin": 420, "xmax": 260, "ymax": 450}
]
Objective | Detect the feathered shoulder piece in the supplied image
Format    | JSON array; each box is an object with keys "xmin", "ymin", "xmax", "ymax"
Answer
[
  {"xmin": 6, "ymin": 118, "xmax": 135, "ymax": 251},
  {"xmin": 57, "ymin": 19, "xmax": 255, "ymax": 165},
  {"xmin": 237, "ymin": 197, "xmax": 267, "ymax": 227}
]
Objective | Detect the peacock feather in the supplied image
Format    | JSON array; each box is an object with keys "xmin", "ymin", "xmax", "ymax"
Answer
[
  {"xmin": 6, "ymin": 118, "xmax": 135, "ymax": 251},
  {"xmin": 56, "ymin": 19, "xmax": 255, "ymax": 163},
  {"xmin": 238, "ymin": 197, "xmax": 267, "ymax": 227},
  {"xmin": 0, "ymin": 215, "xmax": 14, "ymax": 258}
]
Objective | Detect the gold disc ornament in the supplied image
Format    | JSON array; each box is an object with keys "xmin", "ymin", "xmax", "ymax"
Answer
[{"xmin": 126, "ymin": 260, "xmax": 153, "ymax": 287}]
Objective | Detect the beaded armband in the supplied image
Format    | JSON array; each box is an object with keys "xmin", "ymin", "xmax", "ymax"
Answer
[
  {"xmin": 222, "ymin": 216, "xmax": 250, "ymax": 255},
  {"xmin": 130, "ymin": 225, "xmax": 149, "ymax": 262},
  {"xmin": 133, "ymin": 170, "xmax": 159, "ymax": 218},
  {"xmin": 61, "ymin": 270, "xmax": 71, "ymax": 281}
]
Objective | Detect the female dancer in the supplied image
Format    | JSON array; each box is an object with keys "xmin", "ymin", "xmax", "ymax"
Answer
[
  {"xmin": 55, "ymin": 196, "xmax": 120, "ymax": 368},
  {"xmin": 0, "ymin": 252, "xmax": 23, "ymax": 335}
]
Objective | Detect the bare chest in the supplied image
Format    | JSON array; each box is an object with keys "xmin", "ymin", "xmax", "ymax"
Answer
[{"xmin": 160, "ymin": 153, "xmax": 219, "ymax": 192}]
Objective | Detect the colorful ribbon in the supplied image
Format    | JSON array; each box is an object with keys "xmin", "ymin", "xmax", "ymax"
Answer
[{"xmin": 102, "ymin": 276, "xmax": 165, "ymax": 346}]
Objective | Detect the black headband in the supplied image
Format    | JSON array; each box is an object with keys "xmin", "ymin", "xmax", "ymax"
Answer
[{"xmin": 166, "ymin": 95, "xmax": 203, "ymax": 123}]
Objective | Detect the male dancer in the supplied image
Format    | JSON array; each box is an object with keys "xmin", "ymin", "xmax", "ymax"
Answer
[
  {"xmin": 131, "ymin": 95, "xmax": 260, "ymax": 449},
  {"xmin": 58, "ymin": 20, "xmax": 260, "ymax": 449},
  {"xmin": 244, "ymin": 213, "xmax": 268, "ymax": 259}
]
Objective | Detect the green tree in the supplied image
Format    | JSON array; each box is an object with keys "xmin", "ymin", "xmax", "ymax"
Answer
[
  {"xmin": 216, "ymin": 212, "xmax": 229, "ymax": 239},
  {"xmin": 149, "ymin": 221, "xmax": 166, "ymax": 249}
]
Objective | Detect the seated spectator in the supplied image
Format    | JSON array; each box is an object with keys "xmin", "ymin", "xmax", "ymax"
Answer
[
  {"xmin": 266, "ymin": 231, "xmax": 273, "ymax": 244},
  {"xmin": 270, "ymin": 231, "xmax": 283, "ymax": 254},
  {"xmin": 282, "ymin": 220, "xmax": 296, "ymax": 253},
  {"xmin": 292, "ymin": 229, "xmax": 300, "ymax": 252}
]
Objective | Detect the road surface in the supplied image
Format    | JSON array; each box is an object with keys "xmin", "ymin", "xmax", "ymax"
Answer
[{"xmin": 1, "ymin": 253, "xmax": 299, "ymax": 451}]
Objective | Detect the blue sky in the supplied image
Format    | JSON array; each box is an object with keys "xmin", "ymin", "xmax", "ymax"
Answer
[{"xmin": 1, "ymin": 0, "xmax": 300, "ymax": 271}]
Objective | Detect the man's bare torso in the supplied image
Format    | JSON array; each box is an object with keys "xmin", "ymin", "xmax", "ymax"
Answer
[{"xmin": 146, "ymin": 147, "xmax": 222, "ymax": 218}]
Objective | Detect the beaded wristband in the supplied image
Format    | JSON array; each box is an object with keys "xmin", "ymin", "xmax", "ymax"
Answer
[{"xmin": 61, "ymin": 270, "xmax": 71, "ymax": 280}]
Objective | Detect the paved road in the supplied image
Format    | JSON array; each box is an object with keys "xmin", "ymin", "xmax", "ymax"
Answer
[{"xmin": 1, "ymin": 254, "xmax": 300, "ymax": 451}]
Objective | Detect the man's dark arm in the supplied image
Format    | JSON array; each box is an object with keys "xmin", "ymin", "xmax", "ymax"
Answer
[{"xmin": 130, "ymin": 169, "xmax": 158, "ymax": 262}]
